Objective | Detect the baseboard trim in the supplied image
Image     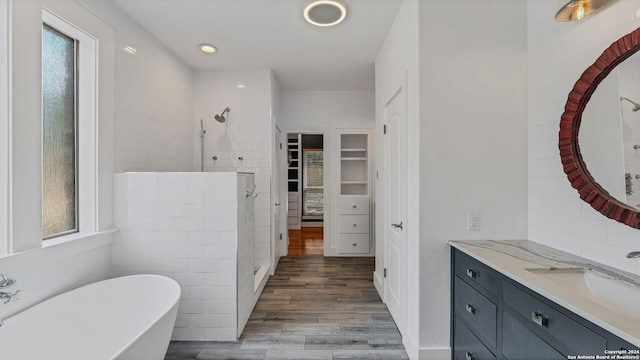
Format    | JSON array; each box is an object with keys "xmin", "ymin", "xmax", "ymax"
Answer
[
  {"xmin": 373, "ymin": 270, "xmax": 384, "ymax": 299},
  {"xmin": 418, "ymin": 347, "xmax": 451, "ymax": 360}
]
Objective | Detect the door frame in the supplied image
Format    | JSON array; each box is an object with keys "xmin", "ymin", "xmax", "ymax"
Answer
[{"xmin": 281, "ymin": 127, "xmax": 330, "ymax": 256}]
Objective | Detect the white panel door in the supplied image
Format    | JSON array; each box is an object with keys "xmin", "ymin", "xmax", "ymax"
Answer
[{"xmin": 384, "ymin": 85, "xmax": 408, "ymax": 334}]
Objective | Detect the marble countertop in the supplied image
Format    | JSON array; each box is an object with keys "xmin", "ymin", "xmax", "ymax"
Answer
[{"xmin": 449, "ymin": 240, "xmax": 640, "ymax": 346}]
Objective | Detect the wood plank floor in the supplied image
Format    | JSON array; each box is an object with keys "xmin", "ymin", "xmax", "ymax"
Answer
[
  {"xmin": 288, "ymin": 227, "xmax": 324, "ymax": 255},
  {"xmin": 165, "ymin": 256, "xmax": 408, "ymax": 360}
]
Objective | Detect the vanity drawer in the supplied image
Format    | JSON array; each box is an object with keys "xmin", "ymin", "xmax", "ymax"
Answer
[
  {"xmin": 502, "ymin": 281, "xmax": 606, "ymax": 355},
  {"xmin": 454, "ymin": 316, "xmax": 496, "ymax": 360},
  {"xmin": 502, "ymin": 311, "xmax": 565, "ymax": 360},
  {"xmin": 454, "ymin": 250, "xmax": 499, "ymax": 296},
  {"xmin": 339, "ymin": 234, "xmax": 370, "ymax": 254},
  {"xmin": 338, "ymin": 196, "xmax": 369, "ymax": 214},
  {"xmin": 338, "ymin": 215, "xmax": 369, "ymax": 234},
  {"xmin": 454, "ymin": 275, "xmax": 497, "ymax": 348}
]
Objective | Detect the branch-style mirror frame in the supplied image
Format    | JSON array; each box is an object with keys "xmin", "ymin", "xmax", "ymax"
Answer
[{"xmin": 560, "ymin": 27, "xmax": 640, "ymax": 228}]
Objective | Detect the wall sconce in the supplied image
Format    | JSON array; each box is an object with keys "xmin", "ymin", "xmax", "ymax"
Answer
[{"xmin": 555, "ymin": 0, "xmax": 610, "ymax": 21}]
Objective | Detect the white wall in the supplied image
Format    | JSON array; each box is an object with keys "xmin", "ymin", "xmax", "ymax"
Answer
[
  {"xmin": 194, "ymin": 70, "xmax": 273, "ymax": 271},
  {"xmin": 419, "ymin": 0, "xmax": 528, "ymax": 357},
  {"xmin": 280, "ymin": 91, "xmax": 374, "ymax": 129},
  {"xmin": 528, "ymin": 0, "xmax": 640, "ymax": 274},
  {"xmin": 111, "ymin": 4, "xmax": 194, "ymax": 172},
  {"xmin": 374, "ymin": 0, "xmax": 420, "ymax": 357},
  {"xmin": 0, "ymin": 0, "xmax": 115, "ymax": 319}
]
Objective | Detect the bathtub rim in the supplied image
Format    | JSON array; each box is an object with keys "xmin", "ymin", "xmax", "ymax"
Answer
[{"xmin": 108, "ymin": 274, "xmax": 181, "ymax": 360}]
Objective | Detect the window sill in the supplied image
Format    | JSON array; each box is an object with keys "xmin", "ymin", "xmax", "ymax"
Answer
[
  {"xmin": 0, "ymin": 229, "xmax": 117, "ymax": 273},
  {"xmin": 43, "ymin": 229, "xmax": 117, "ymax": 249}
]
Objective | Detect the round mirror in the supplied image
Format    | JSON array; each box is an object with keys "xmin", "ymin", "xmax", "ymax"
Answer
[
  {"xmin": 579, "ymin": 51, "xmax": 640, "ymax": 210},
  {"xmin": 559, "ymin": 27, "xmax": 640, "ymax": 228}
]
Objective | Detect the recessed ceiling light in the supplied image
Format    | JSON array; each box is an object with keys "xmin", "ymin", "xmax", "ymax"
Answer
[
  {"xmin": 199, "ymin": 44, "xmax": 218, "ymax": 54},
  {"xmin": 303, "ymin": 0, "xmax": 347, "ymax": 27}
]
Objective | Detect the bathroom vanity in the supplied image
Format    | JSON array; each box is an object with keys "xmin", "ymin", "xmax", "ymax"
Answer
[{"xmin": 450, "ymin": 240, "xmax": 640, "ymax": 360}]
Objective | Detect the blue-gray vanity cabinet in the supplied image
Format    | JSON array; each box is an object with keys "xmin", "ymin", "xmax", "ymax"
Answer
[
  {"xmin": 451, "ymin": 248, "xmax": 639, "ymax": 360},
  {"xmin": 454, "ymin": 316, "xmax": 497, "ymax": 360},
  {"xmin": 502, "ymin": 311, "xmax": 564, "ymax": 360},
  {"xmin": 502, "ymin": 280, "xmax": 606, "ymax": 355}
]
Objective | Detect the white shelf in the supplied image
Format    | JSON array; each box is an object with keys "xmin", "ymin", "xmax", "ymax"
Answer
[
  {"xmin": 342, "ymin": 148, "xmax": 366, "ymax": 152},
  {"xmin": 341, "ymin": 157, "xmax": 367, "ymax": 161},
  {"xmin": 341, "ymin": 181, "xmax": 367, "ymax": 185}
]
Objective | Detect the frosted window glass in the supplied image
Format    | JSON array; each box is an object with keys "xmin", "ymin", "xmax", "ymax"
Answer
[{"xmin": 42, "ymin": 24, "xmax": 77, "ymax": 239}]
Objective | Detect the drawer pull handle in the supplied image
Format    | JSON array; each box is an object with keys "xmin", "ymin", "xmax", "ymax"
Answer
[
  {"xmin": 352, "ymin": 243, "xmax": 358, "ymax": 247},
  {"xmin": 465, "ymin": 352, "xmax": 474, "ymax": 360},
  {"xmin": 466, "ymin": 269, "xmax": 476, "ymax": 279},
  {"xmin": 531, "ymin": 312, "xmax": 547, "ymax": 327},
  {"xmin": 352, "ymin": 205, "xmax": 357, "ymax": 208},
  {"xmin": 465, "ymin": 304, "xmax": 475, "ymax": 315},
  {"xmin": 353, "ymin": 224, "xmax": 357, "ymax": 227},
  {"xmin": 391, "ymin": 222, "xmax": 403, "ymax": 230}
]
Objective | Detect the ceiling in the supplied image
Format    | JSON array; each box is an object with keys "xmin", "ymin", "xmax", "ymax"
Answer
[{"xmin": 110, "ymin": 0, "xmax": 403, "ymax": 91}]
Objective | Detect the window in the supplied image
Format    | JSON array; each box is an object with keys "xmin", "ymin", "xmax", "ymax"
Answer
[
  {"xmin": 303, "ymin": 149, "xmax": 323, "ymax": 217},
  {"xmin": 42, "ymin": 10, "xmax": 97, "ymax": 240},
  {"xmin": 42, "ymin": 24, "xmax": 78, "ymax": 239}
]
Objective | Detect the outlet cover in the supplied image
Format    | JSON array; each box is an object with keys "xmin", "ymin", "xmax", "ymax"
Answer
[{"xmin": 468, "ymin": 212, "xmax": 481, "ymax": 231}]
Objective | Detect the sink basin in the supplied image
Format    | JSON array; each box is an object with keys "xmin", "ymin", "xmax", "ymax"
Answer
[{"xmin": 526, "ymin": 267, "xmax": 640, "ymax": 318}]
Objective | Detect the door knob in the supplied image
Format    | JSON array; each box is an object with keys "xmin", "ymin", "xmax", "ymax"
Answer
[{"xmin": 391, "ymin": 222, "xmax": 403, "ymax": 230}]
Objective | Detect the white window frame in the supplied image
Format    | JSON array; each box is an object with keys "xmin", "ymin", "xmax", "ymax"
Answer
[
  {"xmin": 0, "ymin": 0, "xmax": 9, "ymax": 255},
  {"xmin": 42, "ymin": 9, "xmax": 98, "ymax": 242}
]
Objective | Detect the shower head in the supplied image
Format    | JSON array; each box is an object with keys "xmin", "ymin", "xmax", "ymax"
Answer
[
  {"xmin": 215, "ymin": 107, "xmax": 231, "ymax": 123},
  {"xmin": 621, "ymin": 97, "xmax": 640, "ymax": 112}
]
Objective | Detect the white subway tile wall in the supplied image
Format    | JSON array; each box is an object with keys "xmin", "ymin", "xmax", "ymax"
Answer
[
  {"xmin": 113, "ymin": 172, "xmax": 259, "ymax": 341},
  {"xmin": 527, "ymin": 0, "xmax": 640, "ymax": 274},
  {"xmin": 194, "ymin": 70, "xmax": 273, "ymax": 270},
  {"xmin": 113, "ymin": 7, "xmax": 195, "ymax": 173}
]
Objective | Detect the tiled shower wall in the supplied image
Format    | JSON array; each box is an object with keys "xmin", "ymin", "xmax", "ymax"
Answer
[
  {"xmin": 194, "ymin": 70, "xmax": 273, "ymax": 271},
  {"xmin": 113, "ymin": 172, "xmax": 258, "ymax": 340}
]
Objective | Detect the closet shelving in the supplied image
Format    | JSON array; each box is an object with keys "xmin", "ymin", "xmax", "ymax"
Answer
[
  {"xmin": 336, "ymin": 129, "xmax": 372, "ymax": 255},
  {"xmin": 340, "ymin": 134, "xmax": 369, "ymax": 196},
  {"xmin": 287, "ymin": 134, "xmax": 301, "ymax": 229}
]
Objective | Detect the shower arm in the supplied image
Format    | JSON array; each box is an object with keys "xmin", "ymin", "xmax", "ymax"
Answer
[{"xmin": 621, "ymin": 97, "xmax": 640, "ymax": 111}]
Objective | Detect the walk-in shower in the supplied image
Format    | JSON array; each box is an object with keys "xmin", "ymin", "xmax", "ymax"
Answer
[
  {"xmin": 620, "ymin": 97, "xmax": 640, "ymax": 112},
  {"xmin": 199, "ymin": 107, "xmax": 231, "ymax": 171}
]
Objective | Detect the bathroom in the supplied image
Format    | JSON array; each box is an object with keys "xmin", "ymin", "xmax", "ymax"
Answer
[{"xmin": 1, "ymin": 0, "xmax": 640, "ymax": 359}]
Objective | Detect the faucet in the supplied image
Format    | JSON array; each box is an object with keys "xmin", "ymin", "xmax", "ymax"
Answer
[
  {"xmin": 627, "ymin": 251, "xmax": 640, "ymax": 258},
  {"xmin": 0, "ymin": 273, "xmax": 16, "ymax": 288},
  {"xmin": 0, "ymin": 290, "xmax": 20, "ymax": 304},
  {"xmin": 0, "ymin": 273, "xmax": 20, "ymax": 304}
]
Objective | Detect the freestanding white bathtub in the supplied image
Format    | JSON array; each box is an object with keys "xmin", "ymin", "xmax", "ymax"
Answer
[{"xmin": 0, "ymin": 274, "xmax": 180, "ymax": 360}]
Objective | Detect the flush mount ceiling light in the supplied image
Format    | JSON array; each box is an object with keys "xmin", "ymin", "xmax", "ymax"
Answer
[
  {"xmin": 555, "ymin": 0, "xmax": 610, "ymax": 21},
  {"xmin": 199, "ymin": 44, "xmax": 218, "ymax": 54},
  {"xmin": 303, "ymin": 0, "xmax": 347, "ymax": 27}
]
